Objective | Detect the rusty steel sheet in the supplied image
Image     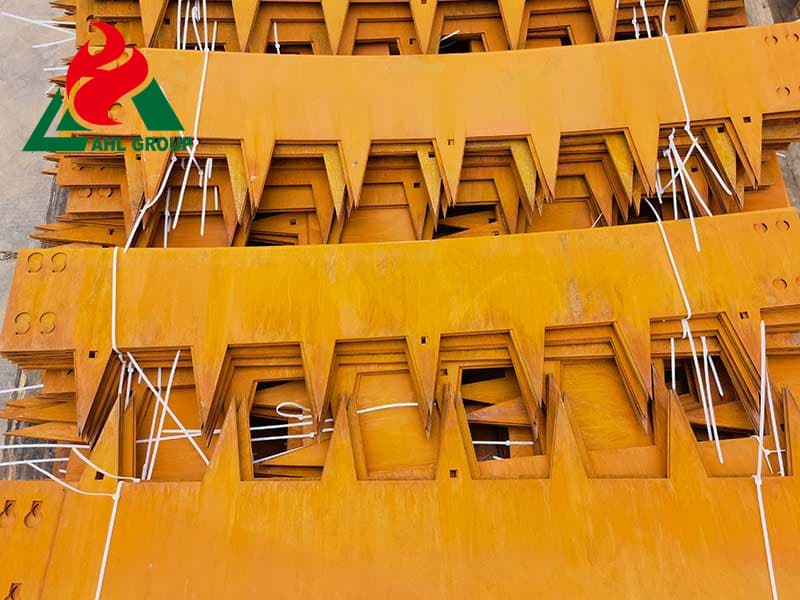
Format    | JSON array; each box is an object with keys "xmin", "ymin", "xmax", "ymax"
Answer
[
  {"xmin": 60, "ymin": 23, "xmax": 800, "ymax": 211},
  {"xmin": 2, "ymin": 208, "xmax": 799, "ymax": 434},
  {"xmin": 1, "ymin": 2, "xmax": 799, "ymax": 598},
  {"xmin": 0, "ymin": 376, "xmax": 798, "ymax": 598},
  {"xmin": 1, "ymin": 206, "xmax": 800, "ymax": 596},
  {"xmin": 37, "ymin": 131, "xmax": 793, "ymax": 248},
  {"xmin": 0, "ymin": 210, "xmax": 799, "ymax": 598},
  {"xmin": 57, "ymin": 0, "xmax": 746, "ymax": 53}
]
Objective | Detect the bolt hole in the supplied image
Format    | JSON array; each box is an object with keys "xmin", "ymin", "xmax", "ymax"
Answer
[
  {"xmin": 413, "ymin": 182, "xmax": 421, "ymax": 188},
  {"xmin": 449, "ymin": 469, "xmax": 458, "ymax": 478},
  {"xmin": 94, "ymin": 471, "xmax": 104, "ymax": 480},
  {"xmin": 743, "ymin": 116, "xmax": 752, "ymax": 123},
  {"xmin": 27, "ymin": 253, "xmax": 43, "ymax": 273},
  {"xmin": 739, "ymin": 311, "xmax": 749, "ymax": 319},
  {"xmin": 13, "ymin": 313, "xmax": 31, "ymax": 335},
  {"xmin": 4, "ymin": 583, "xmax": 21, "ymax": 600},
  {"xmin": 289, "ymin": 218, "xmax": 297, "ymax": 225},
  {"xmin": 88, "ymin": 350, "xmax": 97, "ymax": 358},
  {"xmin": 421, "ymin": 336, "xmax": 427, "ymax": 344},
  {"xmin": 24, "ymin": 501, "xmax": 42, "ymax": 528},
  {"xmin": 108, "ymin": 103, "xmax": 122, "ymax": 121},
  {"xmin": 0, "ymin": 500, "xmax": 15, "ymax": 528}
]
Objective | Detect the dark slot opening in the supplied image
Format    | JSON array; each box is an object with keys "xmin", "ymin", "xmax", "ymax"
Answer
[
  {"xmin": 432, "ymin": 223, "xmax": 466, "ymax": 239},
  {"xmin": 267, "ymin": 42, "xmax": 313, "ymax": 54},
  {"xmin": 256, "ymin": 380, "xmax": 288, "ymax": 392},
  {"xmin": 250, "ymin": 415, "xmax": 289, "ymax": 463},
  {"xmin": 468, "ymin": 423, "xmax": 511, "ymax": 461},
  {"xmin": 439, "ymin": 37, "xmax": 473, "ymax": 54},
  {"xmin": 461, "ymin": 367, "xmax": 506, "ymax": 385},
  {"xmin": 446, "ymin": 204, "xmax": 494, "ymax": 218},
  {"xmin": 627, "ymin": 202, "xmax": 660, "ymax": 224},
  {"xmin": 185, "ymin": 43, "xmax": 225, "ymax": 52},
  {"xmin": 663, "ymin": 359, "xmax": 690, "ymax": 395}
]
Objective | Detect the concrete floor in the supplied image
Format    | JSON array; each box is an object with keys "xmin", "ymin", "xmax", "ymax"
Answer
[
  {"xmin": 744, "ymin": 0, "xmax": 800, "ymax": 206},
  {"xmin": 769, "ymin": 0, "xmax": 800, "ymax": 21},
  {"xmin": 0, "ymin": 4, "xmax": 74, "ymax": 474},
  {"xmin": 0, "ymin": 3, "xmax": 71, "ymax": 392}
]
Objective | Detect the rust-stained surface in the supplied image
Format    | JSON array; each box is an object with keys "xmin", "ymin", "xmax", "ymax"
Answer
[
  {"xmin": 54, "ymin": 0, "xmax": 746, "ymax": 52},
  {"xmin": 1, "ymin": 1, "xmax": 800, "ymax": 598},
  {"xmin": 37, "ymin": 23, "xmax": 800, "ymax": 247},
  {"xmin": 2, "ymin": 210, "xmax": 800, "ymax": 596}
]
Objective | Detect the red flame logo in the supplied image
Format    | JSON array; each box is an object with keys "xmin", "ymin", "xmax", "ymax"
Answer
[{"xmin": 66, "ymin": 22, "xmax": 149, "ymax": 126}]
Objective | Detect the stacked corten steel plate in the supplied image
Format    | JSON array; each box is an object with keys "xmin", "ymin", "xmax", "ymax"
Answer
[{"xmin": 1, "ymin": 0, "xmax": 800, "ymax": 597}]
